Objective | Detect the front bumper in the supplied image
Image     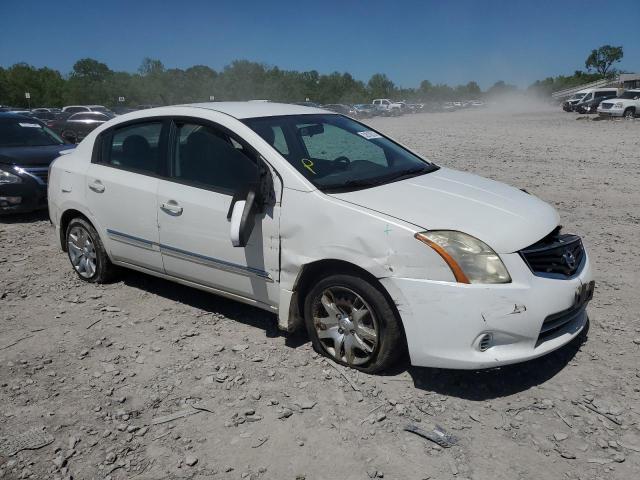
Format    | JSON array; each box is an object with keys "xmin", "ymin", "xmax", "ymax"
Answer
[
  {"xmin": 0, "ymin": 175, "xmax": 48, "ymax": 214},
  {"xmin": 381, "ymin": 251, "xmax": 594, "ymax": 369},
  {"xmin": 597, "ymin": 108, "xmax": 624, "ymax": 117}
]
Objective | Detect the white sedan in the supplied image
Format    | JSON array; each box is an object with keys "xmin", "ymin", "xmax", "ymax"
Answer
[{"xmin": 48, "ymin": 102, "xmax": 594, "ymax": 372}]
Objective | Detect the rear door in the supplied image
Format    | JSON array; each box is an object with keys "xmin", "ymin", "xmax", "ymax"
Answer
[
  {"xmin": 85, "ymin": 120, "xmax": 168, "ymax": 272},
  {"xmin": 156, "ymin": 118, "xmax": 280, "ymax": 308}
]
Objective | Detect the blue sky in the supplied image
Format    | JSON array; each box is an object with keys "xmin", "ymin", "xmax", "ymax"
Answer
[{"xmin": 1, "ymin": 0, "xmax": 638, "ymax": 89}]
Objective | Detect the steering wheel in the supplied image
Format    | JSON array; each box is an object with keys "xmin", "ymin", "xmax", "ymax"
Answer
[{"xmin": 333, "ymin": 156, "xmax": 351, "ymax": 171}]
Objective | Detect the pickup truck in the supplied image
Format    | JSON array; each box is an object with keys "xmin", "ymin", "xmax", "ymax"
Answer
[
  {"xmin": 372, "ymin": 99, "xmax": 403, "ymax": 116},
  {"xmin": 597, "ymin": 89, "xmax": 640, "ymax": 119}
]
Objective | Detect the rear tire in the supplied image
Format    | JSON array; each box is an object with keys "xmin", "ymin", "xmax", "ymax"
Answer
[
  {"xmin": 65, "ymin": 218, "xmax": 116, "ymax": 283},
  {"xmin": 303, "ymin": 273, "xmax": 404, "ymax": 373}
]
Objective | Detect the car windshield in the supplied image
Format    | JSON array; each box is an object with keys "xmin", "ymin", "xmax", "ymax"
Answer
[
  {"xmin": 245, "ymin": 114, "xmax": 438, "ymax": 192},
  {"xmin": 618, "ymin": 91, "xmax": 640, "ymax": 99},
  {"xmin": 0, "ymin": 118, "xmax": 64, "ymax": 147},
  {"xmin": 571, "ymin": 93, "xmax": 586, "ymax": 100}
]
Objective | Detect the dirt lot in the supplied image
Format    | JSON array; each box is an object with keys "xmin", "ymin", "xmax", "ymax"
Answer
[{"xmin": 1, "ymin": 108, "xmax": 639, "ymax": 480}]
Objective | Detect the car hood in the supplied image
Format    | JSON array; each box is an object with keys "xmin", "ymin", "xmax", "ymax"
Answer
[
  {"xmin": 0, "ymin": 144, "xmax": 75, "ymax": 167},
  {"xmin": 329, "ymin": 167, "xmax": 559, "ymax": 253}
]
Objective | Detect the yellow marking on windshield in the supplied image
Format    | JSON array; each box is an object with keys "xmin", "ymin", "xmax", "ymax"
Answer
[{"xmin": 302, "ymin": 158, "xmax": 316, "ymax": 175}]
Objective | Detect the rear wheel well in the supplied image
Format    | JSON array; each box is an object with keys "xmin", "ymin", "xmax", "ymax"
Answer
[{"xmin": 59, "ymin": 209, "xmax": 90, "ymax": 251}]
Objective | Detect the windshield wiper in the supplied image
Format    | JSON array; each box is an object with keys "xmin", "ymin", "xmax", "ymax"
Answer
[{"xmin": 323, "ymin": 165, "xmax": 434, "ymax": 192}]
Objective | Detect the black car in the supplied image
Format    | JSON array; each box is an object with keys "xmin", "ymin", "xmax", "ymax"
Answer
[
  {"xmin": 49, "ymin": 111, "xmax": 113, "ymax": 143},
  {"xmin": 321, "ymin": 104, "xmax": 356, "ymax": 116},
  {"xmin": 575, "ymin": 93, "xmax": 618, "ymax": 114},
  {"xmin": 0, "ymin": 114, "xmax": 74, "ymax": 214}
]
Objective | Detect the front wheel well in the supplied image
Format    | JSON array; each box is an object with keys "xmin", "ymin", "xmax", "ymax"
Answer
[
  {"xmin": 59, "ymin": 209, "xmax": 91, "ymax": 251},
  {"xmin": 292, "ymin": 259, "xmax": 404, "ymax": 331}
]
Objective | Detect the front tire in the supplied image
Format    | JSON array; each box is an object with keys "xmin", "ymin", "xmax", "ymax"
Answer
[
  {"xmin": 65, "ymin": 218, "xmax": 116, "ymax": 283},
  {"xmin": 624, "ymin": 108, "xmax": 635, "ymax": 119},
  {"xmin": 303, "ymin": 273, "xmax": 404, "ymax": 373}
]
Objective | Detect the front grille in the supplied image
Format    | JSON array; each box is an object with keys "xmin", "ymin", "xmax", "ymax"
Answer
[
  {"xmin": 600, "ymin": 102, "xmax": 613, "ymax": 110},
  {"xmin": 22, "ymin": 167, "xmax": 49, "ymax": 185},
  {"xmin": 520, "ymin": 228, "xmax": 585, "ymax": 278}
]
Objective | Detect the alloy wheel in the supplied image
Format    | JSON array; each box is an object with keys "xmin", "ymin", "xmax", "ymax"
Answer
[
  {"xmin": 312, "ymin": 286, "xmax": 379, "ymax": 366},
  {"xmin": 68, "ymin": 226, "xmax": 97, "ymax": 278}
]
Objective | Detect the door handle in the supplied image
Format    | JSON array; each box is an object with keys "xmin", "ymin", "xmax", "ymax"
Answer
[
  {"xmin": 89, "ymin": 180, "xmax": 105, "ymax": 193},
  {"xmin": 160, "ymin": 201, "xmax": 183, "ymax": 216}
]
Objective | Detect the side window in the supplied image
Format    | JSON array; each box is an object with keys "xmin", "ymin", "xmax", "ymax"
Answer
[
  {"xmin": 104, "ymin": 122, "xmax": 163, "ymax": 174},
  {"xmin": 252, "ymin": 123, "xmax": 289, "ymax": 156},
  {"xmin": 301, "ymin": 123, "xmax": 388, "ymax": 166},
  {"xmin": 172, "ymin": 122, "xmax": 258, "ymax": 194}
]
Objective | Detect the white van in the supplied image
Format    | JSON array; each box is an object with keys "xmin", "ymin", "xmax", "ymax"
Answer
[
  {"xmin": 573, "ymin": 88, "xmax": 619, "ymax": 112},
  {"xmin": 564, "ymin": 88, "xmax": 618, "ymax": 112}
]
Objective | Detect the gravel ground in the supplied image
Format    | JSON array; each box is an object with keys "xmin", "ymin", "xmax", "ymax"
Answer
[{"xmin": 1, "ymin": 108, "xmax": 639, "ymax": 480}]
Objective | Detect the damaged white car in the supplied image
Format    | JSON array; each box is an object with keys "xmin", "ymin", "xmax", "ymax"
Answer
[{"xmin": 48, "ymin": 102, "xmax": 594, "ymax": 372}]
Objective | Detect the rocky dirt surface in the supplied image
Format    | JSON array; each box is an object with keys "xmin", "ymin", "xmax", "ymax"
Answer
[{"xmin": 1, "ymin": 108, "xmax": 639, "ymax": 480}]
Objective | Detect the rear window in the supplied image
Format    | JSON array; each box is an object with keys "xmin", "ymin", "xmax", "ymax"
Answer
[{"xmin": 102, "ymin": 122, "xmax": 163, "ymax": 175}]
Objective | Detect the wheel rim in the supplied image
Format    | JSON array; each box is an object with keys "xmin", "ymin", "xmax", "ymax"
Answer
[
  {"xmin": 312, "ymin": 286, "xmax": 379, "ymax": 366},
  {"xmin": 67, "ymin": 226, "xmax": 97, "ymax": 278}
]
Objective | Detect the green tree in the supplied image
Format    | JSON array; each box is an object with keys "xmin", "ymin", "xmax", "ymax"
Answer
[
  {"xmin": 585, "ymin": 45, "xmax": 623, "ymax": 76},
  {"xmin": 65, "ymin": 58, "xmax": 113, "ymax": 105},
  {"xmin": 367, "ymin": 73, "xmax": 395, "ymax": 99},
  {"xmin": 0, "ymin": 63, "xmax": 65, "ymax": 107},
  {"xmin": 486, "ymin": 80, "xmax": 517, "ymax": 96}
]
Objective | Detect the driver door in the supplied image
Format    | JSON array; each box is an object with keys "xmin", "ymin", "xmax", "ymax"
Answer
[{"xmin": 156, "ymin": 119, "xmax": 280, "ymax": 308}]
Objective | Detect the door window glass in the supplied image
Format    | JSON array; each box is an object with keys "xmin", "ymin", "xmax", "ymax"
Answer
[
  {"xmin": 105, "ymin": 122, "xmax": 163, "ymax": 174},
  {"xmin": 172, "ymin": 123, "xmax": 257, "ymax": 193}
]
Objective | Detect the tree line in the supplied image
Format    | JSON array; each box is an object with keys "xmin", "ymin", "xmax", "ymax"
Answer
[
  {"xmin": 0, "ymin": 45, "xmax": 624, "ymax": 108},
  {"xmin": 0, "ymin": 57, "xmax": 505, "ymax": 108}
]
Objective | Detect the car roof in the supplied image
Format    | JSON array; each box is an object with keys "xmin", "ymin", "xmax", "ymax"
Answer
[
  {"xmin": 0, "ymin": 112, "xmax": 42, "ymax": 122},
  {"xmin": 185, "ymin": 102, "xmax": 328, "ymax": 119}
]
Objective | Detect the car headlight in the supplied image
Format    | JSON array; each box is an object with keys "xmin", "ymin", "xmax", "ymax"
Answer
[
  {"xmin": 415, "ymin": 231, "xmax": 511, "ymax": 284},
  {"xmin": 614, "ymin": 102, "xmax": 623, "ymax": 108},
  {"xmin": 0, "ymin": 168, "xmax": 22, "ymax": 184}
]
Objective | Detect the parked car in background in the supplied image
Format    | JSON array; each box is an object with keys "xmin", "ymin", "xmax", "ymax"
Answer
[
  {"xmin": 49, "ymin": 102, "xmax": 593, "ymax": 372},
  {"xmin": 112, "ymin": 106, "xmax": 138, "ymax": 116},
  {"xmin": 372, "ymin": 99, "xmax": 402, "ymax": 116},
  {"xmin": 573, "ymin": 88, "xmax": 619, "ymax": 114},
  {"xmin": 0, "ymin": 113, "xmax": 74, "ymax": 214},
  {"xmin": 562, "ymin": 91, "xmax": 589, "ymax": 112},
  {"xmin": 49, "ymin": 112, "xmax": 114, "ymax": 143},
  {"xmin": 563, "ymin": 88, "xmax": 618, "ymax": 112},
  {"xmin": 32, "ymin": 108, "xmax": 62, "ymax": 113},
  {"xmin": 31, "ymin": 110, "xmax": 61, "ymax": 122},
  {"xmin": 352, "ymin": 104, "xmax": 377, "ymax": 118},
  {"xmin": 62, "ymin": 105, "xmax": 114, "ymax": 115},
  {"xmin": 573, "ymin": 91, "xmax": 618, "ymax": 114},
  {"xmin": 321, "ymin": 104, "xmax": 357, "ymax": 116},
  {"xmin": 4, "ymin": 109, "xmax": 35, "ymax": 117},
  {"xmin": 597, "ymin": 89, "xmax": 640, "ymax": 119}
]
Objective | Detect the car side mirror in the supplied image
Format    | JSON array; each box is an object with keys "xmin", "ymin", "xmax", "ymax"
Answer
[
  {"xmin": 227, "ymin": 159, "xmax": 275, "ymax": 247},
  {"xmin": 228, "ymin": 189, "xmax": 259, "ymax": 248}
]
